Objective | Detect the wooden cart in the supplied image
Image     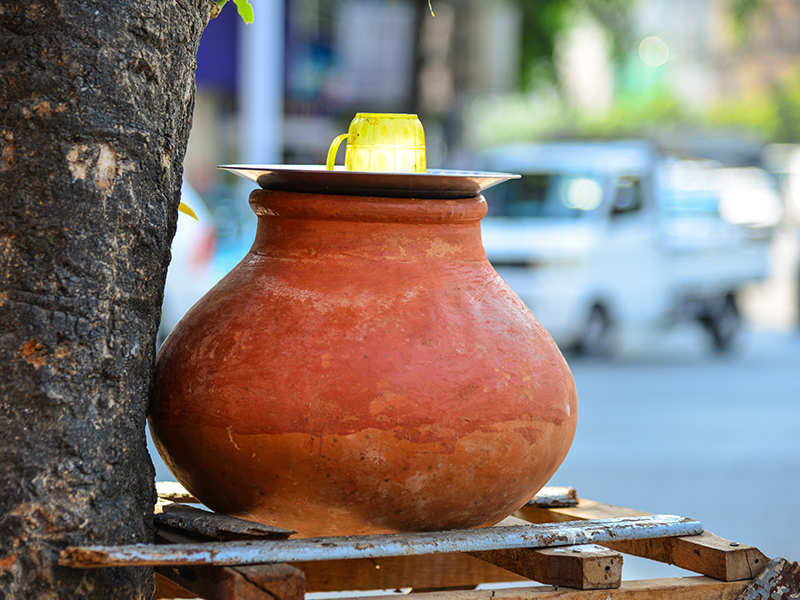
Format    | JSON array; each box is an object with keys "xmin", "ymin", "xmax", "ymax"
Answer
[{"xmin": 59, "ymin": 483, "xmax": 799, "ymax": 600}]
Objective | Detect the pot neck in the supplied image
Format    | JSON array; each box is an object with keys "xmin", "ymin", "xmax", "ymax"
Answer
[
  {"xmin": 249, "ymin": 189, "xmax": 487, "ymax": 223},
  {"xmin": 248, "ymin": 190, "xmax": 488, "ymax": 262}
]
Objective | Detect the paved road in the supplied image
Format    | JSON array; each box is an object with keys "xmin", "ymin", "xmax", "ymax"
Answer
[
  {"xmin": 553, "ymin": 326, "xmax": 800, "ymax": 579},
  {"xmin": 148, "ymin": 325, "xmax": 800, "ymax": 582}
]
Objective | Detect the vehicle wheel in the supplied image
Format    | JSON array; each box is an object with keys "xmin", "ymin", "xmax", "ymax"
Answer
[
  {"xmin": 706, "ymin": 294, "xmax": 740, "ymax": 353},
  {"xmin": 575, "ymin": 304, "xmax": 615, "ymax": 357}
]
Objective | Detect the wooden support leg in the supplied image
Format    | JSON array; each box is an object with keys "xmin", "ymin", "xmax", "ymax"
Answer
[
  {"xmin": 516, "ymin": 499, "xmax": 768, "ymax": 582},
  {"xmin": 471, "ymin": 544, "xmax": 622, "ymax": 590},
  {"xmin": 482, "ymin": 515, "xmax": 622, "ymax": 589}
]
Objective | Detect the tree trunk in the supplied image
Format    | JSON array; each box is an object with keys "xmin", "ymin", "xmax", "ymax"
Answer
[{"xmin": 0, "ymin": 1, "xmax": 213, "ymax": 597}]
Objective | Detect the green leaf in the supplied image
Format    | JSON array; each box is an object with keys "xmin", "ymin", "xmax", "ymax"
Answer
[
  {"xmin": 215, "ymin": 0, "xmax": 254, "ymax": 24},
  {"xmin": 428, "ymin": 0, "xmax": 436, "ymax": 16},
  {"xmin": 233, "ymin": 0, "xmax": 255, "ymax": 24}
]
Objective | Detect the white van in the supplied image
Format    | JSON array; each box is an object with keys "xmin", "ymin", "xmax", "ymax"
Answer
[{"xmin": 480, "ymin": 141, "xmax": 774, "ymax": 354}]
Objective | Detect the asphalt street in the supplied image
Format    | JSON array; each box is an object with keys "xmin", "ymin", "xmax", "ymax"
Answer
[
  {"xmin": 553, "ymin": 325, "xmax": 800, "ymax": 579},
  {"xmin": 148, "ymin": 325, "xmax": 800, "ymax": 582}
]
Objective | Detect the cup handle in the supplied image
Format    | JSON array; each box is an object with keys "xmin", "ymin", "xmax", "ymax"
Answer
[{"xmin": 326, "ymin": 134, "xmax": 349, "ymax": 171}]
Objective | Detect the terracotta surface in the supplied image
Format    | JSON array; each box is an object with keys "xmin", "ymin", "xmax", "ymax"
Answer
[{"xmin": 150, "ymin": 189, "xmax": 577, "ymax": 537}]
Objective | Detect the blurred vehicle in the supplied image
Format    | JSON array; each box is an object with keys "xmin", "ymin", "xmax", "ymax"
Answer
[
  {"xmin": 479, "ymin": 141, "xmax": 775, "ymax": 354},
  {"xmin": 160, "ymin": 182, "xmax": 218, "ymax": 341},
  {"xmin": 713, "ymin": 166, "xmax": 783, "ymax": 230}
]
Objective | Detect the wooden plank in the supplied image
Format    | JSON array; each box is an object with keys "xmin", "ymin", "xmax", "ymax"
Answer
[
  {"xmin": 155, "ymin": 504, "xmax": 294, "ymax": 541},
  {"xmin": 472, "ymin": 544, "xmax": 622, "ymax": 590},
  {"xmin": 734, "ymin": 557, "xmax": 800, "ymax": 599},
  {"xmin": 156, "ymin": 563, "xmax": 304, "ymax": 600},
  {"xmin": 516, "ymin": 499, "xmax": 768, "ymax": 581},
  {"xmin": 529, "ymin": 487, "xmax": 578, "ymax": 508},
  {"xmin": 59, "ymin": 515, "xmax": 702, "ymax": 568},
  {"xmin": 296, "ymin": 553, "xmax": 527, "ymax": 592},
  {"xmin": 338, "ymin": 577, "xmax": 749, "ymax": 600},
  {"xmin": 156, "ymin": 481, "xmax": 199, "ymax": 504},
  {"xmin": 158, "ymin": 516, "xmax": 612, "ymax": 593}
]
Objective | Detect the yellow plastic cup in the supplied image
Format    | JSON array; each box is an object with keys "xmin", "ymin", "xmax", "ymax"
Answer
[{"xmin": 326, "ymin": 113, "xmax": 426, "ymax": 173}]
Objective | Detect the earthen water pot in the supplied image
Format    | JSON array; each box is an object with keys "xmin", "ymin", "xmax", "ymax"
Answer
[{"xmin": 150, "ymin": 188, "xmax": 577, "ymax": 537}]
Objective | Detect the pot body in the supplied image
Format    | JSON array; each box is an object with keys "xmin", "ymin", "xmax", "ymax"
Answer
[{"xmin": 151, "ymin": 190, "xmax": 577, "ymax": 537}]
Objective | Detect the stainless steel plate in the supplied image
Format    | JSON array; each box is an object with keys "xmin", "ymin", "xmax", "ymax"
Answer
[{"xmin": 218, "ymin": 165, "xmax": 520, "ymax": 199}]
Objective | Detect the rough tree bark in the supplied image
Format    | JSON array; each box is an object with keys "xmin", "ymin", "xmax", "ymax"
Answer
[{"xmin": 0, "ymin": 1, "xmax": 214, "ymax": 597}]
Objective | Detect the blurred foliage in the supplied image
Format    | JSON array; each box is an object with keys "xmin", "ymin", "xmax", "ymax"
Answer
[
  {"xmin": 471, "ymin": 63, "xmax": 800, "ymax": 148},
  {"xmin": 715, "ymin": 1, "xmax": 800, "ymax": 141},
  {"xmin": 708, "ymin": 66, "xmax": 800, "ymax": 142},
  {"xmin": 509, "ymin": 0, "xmax": 633, "ymax": 90},
  {"xmin": 469, "ymin": 0, "xmax": 800, "ymax": 147},
  {"xmin": 510, "ymin": 0, "xmax": 765, "ymax": 90},
  {"xmin": 569, "ymin": 88, "xmax": 685, "ymax": 137},
  {"xmin": 729, "ymin": 0, "xmax": 765, "ymax": 41},
  {"xmin": 467, "ymin": 85, "xmax": 687, "ymax": 148},
  {"xmin": 730, "ymin": 0, "xmax": 763, "ymax": 22}
]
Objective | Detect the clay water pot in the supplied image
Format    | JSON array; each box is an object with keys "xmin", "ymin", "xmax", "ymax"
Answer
[{"xmin": 150, "ymin": 188, "xmax": 577, "ymax": 537}]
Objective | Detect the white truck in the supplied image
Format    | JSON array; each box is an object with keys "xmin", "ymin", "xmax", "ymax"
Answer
[{"xmin": 479, "ymin": 140, "xmax": 779, "ymax": 354}]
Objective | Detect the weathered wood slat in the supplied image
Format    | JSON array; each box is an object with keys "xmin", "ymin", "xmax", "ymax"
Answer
[
  {"xmin": 59, "ymin": 515, "xmax": 702, "ymax": 568},
  {"xmin": 159, "ymin": 521, "xmax": 527, "ymax": 593},
  {"xmin": 158, "ymin": 514, "xmax": 618, "ymax": 592},
  {"xmin": 341, "ymin": 577, "xmax": 749, "ymax": 600},
  {"xmin": 516, "ymin": 499, "xmax": 767, "ymax": 582},
  {"xmin": 155, "ymin": 504, "xmax": 294, "ymax": 541},
  {"xmin": 734, "ymin": 557, "xmax": 800, "ymax": 600},
  {"xmin": 160, "ymin": 523, "xmax": 526, "ymax": 593}
]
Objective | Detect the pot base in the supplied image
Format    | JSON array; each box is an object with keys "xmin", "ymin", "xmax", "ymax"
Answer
[{"xmin": 151, "ymin": 420, "xmax": 571, "ymax": 537}]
